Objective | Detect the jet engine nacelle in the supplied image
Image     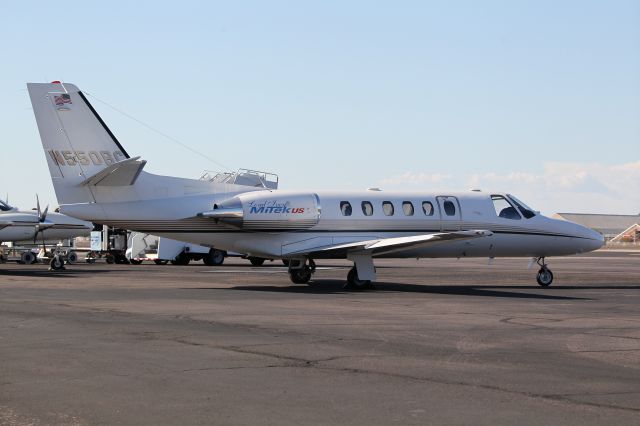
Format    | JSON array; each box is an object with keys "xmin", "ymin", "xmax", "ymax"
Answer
[{"xmin": 202, "ymin": 192, "xmax": 321, "ymax": 230}]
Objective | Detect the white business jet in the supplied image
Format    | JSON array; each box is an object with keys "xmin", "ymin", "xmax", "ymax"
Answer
[{"xmin": 27, "ymin": 82, "xmax": 603, "ymax": 288}]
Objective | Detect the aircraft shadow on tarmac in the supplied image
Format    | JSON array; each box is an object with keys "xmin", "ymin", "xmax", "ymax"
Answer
[
  {"xmin": 195, "ymin": 280, "xmax": 592, "ymax": 300},
  {"xmin": 0, "ymin": 268, "xmax": 113, "ymax": 278}
]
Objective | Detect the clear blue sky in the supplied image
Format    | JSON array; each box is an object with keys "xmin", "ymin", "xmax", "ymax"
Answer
[{"xmin": 2, "ymin": 0, "xmax": 639, "ymax": 214}]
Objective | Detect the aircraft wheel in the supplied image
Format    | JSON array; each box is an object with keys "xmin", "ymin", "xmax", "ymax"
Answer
[
  {"xmin": 105, "ymin": 254, "xmax": 115, "ymax": 264},
  {"xmin": 66, "ymin": 251, "xmax": 78, "ymax": 264},
  {"xmin": 19, "ymin": 251, "xmax": 35, "ymax": 265},
  {"xmin": 289, "ymin": 266, "xmax": 312, "ymax": 284},
  {"xmin": 536, "ymin": 267, "xmax": 553, "ymax": 287},
  {"xmin": 248, "ymin": 257, "xmax": 266, "ymax": 266},
  {"xmin": 130, "ymin": 259, "xmax": 143, "ymax": 265},
  {"xmin": 172, "ymin": 252, "xmax": 191, "ymax": 265},
  {"xmin": 154, "ymin": 259, "xmax": 168, "ymax": 265},
  {"xmin": 346, "ymin": 267, "xmax": 373, "ymax": 290},
  {"xmin": 203, "ymin": 249, "xmax": 225, "ymax": 266},
  {"xmin": 49, "ymin": 255, "xmax": 65, "ymax": 271}
]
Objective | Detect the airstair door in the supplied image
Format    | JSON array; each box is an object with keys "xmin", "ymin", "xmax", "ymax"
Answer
[{"xmin": 436, "ymin": 196, "xmax": 461, "ymax": 231}]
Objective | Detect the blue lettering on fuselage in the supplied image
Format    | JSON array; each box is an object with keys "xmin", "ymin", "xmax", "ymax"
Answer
[{"xmin": 248, "ymin": 201, "xmax": 305, "ymax": 215}]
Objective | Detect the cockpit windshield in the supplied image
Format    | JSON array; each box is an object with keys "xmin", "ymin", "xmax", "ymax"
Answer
[
  {"xmin": 0, "ymin": 200, "xmax": 13, "ymax": 212},
  {"xmin": 506, "ymin": 194, "xmax": 536, "ymax": 219}
]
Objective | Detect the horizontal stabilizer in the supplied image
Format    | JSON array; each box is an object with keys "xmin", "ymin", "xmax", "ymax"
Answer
[
  {"xmin": 283, "ymin": 230, "xmax": 492, "ymax": 257},
  {"xmin": 80, "ymin": 157, "xmax": 146, "ymax": 187}
]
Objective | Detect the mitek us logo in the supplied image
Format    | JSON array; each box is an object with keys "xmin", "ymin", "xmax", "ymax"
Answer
[{"xmin": 248, "ymin": 200, "xmax": 305, "ymax": 214}]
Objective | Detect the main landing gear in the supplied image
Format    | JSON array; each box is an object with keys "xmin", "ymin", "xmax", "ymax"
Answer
[
  {"xmin": 288, "ymin": 259, "xmax": 316, "ymax": 284},
  {"xmin": 535, "ymin": 257, "xmax": 553, "ymax": 287},
  {"xmin": 345, "ymin": 267, "xmax": 374, "ymax": 290}
]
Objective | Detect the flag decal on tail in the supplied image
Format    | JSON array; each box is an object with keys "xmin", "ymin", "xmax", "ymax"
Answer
[{"xmin": 53, "ymin": 94, "xmax": 72, "ymax": 110}]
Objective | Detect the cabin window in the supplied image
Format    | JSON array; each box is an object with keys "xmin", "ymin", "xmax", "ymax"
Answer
[
  {"xmin": 443, "ymin": 200, "xmax": 456, "ymax": 216},
  {"xmin": 361, "ymin": 201, "xmax": 374, "ymax": 216},
  {"xmin": 491, "ymin": 195, "xmax": 521, "ymax": 220},
  {"xmin": 382, "ymin": 201, "xmax": 394, "ymax": 216},
  {"xmin": 422, "ymin": 201, "xmax": 434, "ymax": 216},
  {"xmin": 340, "ymin": 201, "xmax": 352, "ymax": 216},
  {"xmin": 402, "ymin": 201, "xmax": 414, "ymax": 216}
]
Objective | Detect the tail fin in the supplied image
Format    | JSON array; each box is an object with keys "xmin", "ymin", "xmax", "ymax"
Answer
[{"xmin": 27, "ymin": 82, "xmax": 133, "ymax": 204}]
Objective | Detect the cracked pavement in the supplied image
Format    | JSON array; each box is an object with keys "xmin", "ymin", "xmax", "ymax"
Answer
[{"xmin": 1, "ymin": 252, "xmax": 639, "ymax": 425}]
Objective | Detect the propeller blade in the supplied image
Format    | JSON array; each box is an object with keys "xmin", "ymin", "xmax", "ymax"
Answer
[
  {"xmin": 36, "ymin": 194, "xmax": 41, "ymax": 219},
  {"xmin": 41, "ymin": 205, "xmax": 49, "ymax": 222}
]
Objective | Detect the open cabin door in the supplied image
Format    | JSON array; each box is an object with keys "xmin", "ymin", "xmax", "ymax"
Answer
[{"xmin": 436, "ymin": 196, "xmax": 461, "ymax": 231}]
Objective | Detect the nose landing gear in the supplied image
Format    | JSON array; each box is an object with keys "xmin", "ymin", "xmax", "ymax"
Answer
[{"xmin": 535, "ymin": 257, "xmax": 553, "ymax": 287}]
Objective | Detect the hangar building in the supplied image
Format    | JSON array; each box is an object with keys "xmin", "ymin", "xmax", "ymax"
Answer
[{"xmin": 553, "ymin": 213, "xmax": 640, "ymax": 243}]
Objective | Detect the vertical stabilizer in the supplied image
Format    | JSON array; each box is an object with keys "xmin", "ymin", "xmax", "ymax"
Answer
[{"xmin": 27, "ymin": 82, "xmax": 131, "ymax": 204}]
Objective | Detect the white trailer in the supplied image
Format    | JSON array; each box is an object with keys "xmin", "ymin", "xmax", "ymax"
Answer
[
  {"xmin": 126, "ymin": 232, "xmax": 226, "ymax": 265},
  {"xmin": 126, "ymin": 232, "xmax": 271, "ymax": 266}
]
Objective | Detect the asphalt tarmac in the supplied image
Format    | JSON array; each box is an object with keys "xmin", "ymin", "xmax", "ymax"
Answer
[{"xmin": 1, "ymin": 252, "xmax": 639, "ymax": 425}]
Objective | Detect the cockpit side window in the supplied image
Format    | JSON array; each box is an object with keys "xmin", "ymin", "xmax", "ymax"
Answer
[
  {"xmin": 507, "ymin": 194, "xmax": 536, "ymax": 219},
  {"xmin": 491, "ymin": 195, "xmax": 521, "ymax": 220},
  {"xmin": 340, "ymin": 201, "xmax": 352, "ymax": 216}
]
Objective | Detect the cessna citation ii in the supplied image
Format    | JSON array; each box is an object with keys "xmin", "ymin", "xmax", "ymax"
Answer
[{"xmin": 27, "ymin": 82, "xmax": 603, "ymax": 288}]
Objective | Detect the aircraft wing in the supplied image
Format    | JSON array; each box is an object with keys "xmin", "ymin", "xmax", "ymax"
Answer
[
  {"xmin": 283, "ymin": 230, "xmax": 492, "ymax": 258},
  {"xmin": 0, "ymin": 220, "xmax": 14, "ymax": 230}
]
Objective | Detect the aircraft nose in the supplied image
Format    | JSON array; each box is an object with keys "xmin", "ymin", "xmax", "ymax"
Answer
[{"xmin": 579, "ymin": 226, "xmax": 604, "ymax": 252}]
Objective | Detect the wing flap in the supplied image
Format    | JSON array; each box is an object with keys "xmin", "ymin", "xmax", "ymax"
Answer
[{"xmin": 284, "ymin": 230, "xmax": 492, "ymax": 257}]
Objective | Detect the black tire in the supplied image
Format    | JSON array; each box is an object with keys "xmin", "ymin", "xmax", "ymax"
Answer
[
  {"xmin": 154, "ymin": 259, "xmax": 168, "ymax": 265},
  {"xmin": 281, "ymin": 259, "xmax": 290, "ymax": 267},
  {"xmin": 49, "ymin": 256, "xmax": 65, "ymax": 271},
  {"xmin": 203, "ymin": 249, "xmax": 225, "ymax": 266},
  {"xmin": 172, "ymin": 252, "xmax": 191, "ymax": 266},
  {"xmin": 248, "ymin": 257, "xmax": 266, "ymax": 266},
  {"xmin": 66, "ymin": 251, "xmax": 78, "ymax": 264},
  {"xmin": 289, "ymin": 266, "xmax": 312, "ymax": 284},
  {"xmin": 130, "ymin": 259, "xmax": 143, "ymax": 265},
  {"xmin": 536, "ymin": 268, "xmax": 553, "ymax": 287},
  {"xmin": 20, "ymin": 251, "xmax": 36, "ymax": 265},
  {"xmin": 105, "ymin": 254, "xmax": 115, "ymax": 264},
  {"xmin": 346, "ymin": 267, "xmax": 372, "ymax": 290}
]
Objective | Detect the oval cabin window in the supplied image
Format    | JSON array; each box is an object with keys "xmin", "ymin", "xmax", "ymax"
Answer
[
  {"xmin": 402, "ymin": 201, "xmax": 414, "ymax": 216},
  {"xmin": 443, "ymin": 200, "xmax": 456, "ymax": 216},
  {"xmin": 382, "ymin": 201, "xmax": 394, "ymax": 216},
  {"xmin": 361, "ymin": 201, "xmax": 374, "ymax": 216},
  {"xmin": 340, "ymin": 201, "xmax": 352, "ymax": 216},
  {"xmin": 422, "ymin": 201, "xmax": 434, "ymax": 216}
]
